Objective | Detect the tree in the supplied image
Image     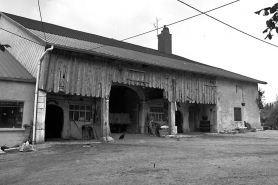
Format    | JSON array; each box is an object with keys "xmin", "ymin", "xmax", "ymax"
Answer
[
  {"xmin": 260, "ymin": 102, "xmax": 274, "ymax": 125},
  {"xmin": 256, "ymin": 88, "xmax": 265, "ymax": 110},
  {"xmin": 265, "ymin": 96, "xmax": 278, "ymax": 127},
  {"xmin": 255, "ymin": 3, "xmax": 278, "ymax": 40}
]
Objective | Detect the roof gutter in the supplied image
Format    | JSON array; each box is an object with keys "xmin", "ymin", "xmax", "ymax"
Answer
[
  {"xmin": 0, "ymin": 77, "xmax": 36, "ymax": 83},
  {"xmin": 32, "ymin": 45, "xmax": 54, "ymax": 145}
]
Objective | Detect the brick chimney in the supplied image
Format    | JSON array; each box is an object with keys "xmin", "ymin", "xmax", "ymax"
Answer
[{"xmin": 158, "ymin": 26, "xmax": 172, "ymax": 54}]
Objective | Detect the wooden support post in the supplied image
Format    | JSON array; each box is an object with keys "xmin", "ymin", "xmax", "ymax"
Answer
[
  {"xmin": 168, "ymin": 101, "xmax": 176, "ymax": 135},
  {"xmin": 139, "ymin": 100, "xmax": 148, "ymax": 134},
  {"xmin": 168, "ymin": 79, "xmax": 177, "ymax": 135},
  {"xmin": 100, "ymin": 97, "xmax": 114, "ymax": 142}
]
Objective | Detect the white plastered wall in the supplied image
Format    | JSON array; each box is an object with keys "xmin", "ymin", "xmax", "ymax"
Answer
[{"xmin": 216, "ymin": 78, "xmax": 260, "ymax": 131}]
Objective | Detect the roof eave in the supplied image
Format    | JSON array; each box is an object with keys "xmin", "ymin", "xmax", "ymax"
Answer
[
  {"xmin": 259, "ymin": 81, "xmax": 267, "ymax": 85},
  {"xmin": 0, "ymin": 77, "xmax": 36, "ymax": 83},
  {"xmin": 51, "ymin": 44, "xmax": 268, "ymax": 85},
  {"xmin": 49, "ymin": 43, "xmax": 220, "ymax": 78}
]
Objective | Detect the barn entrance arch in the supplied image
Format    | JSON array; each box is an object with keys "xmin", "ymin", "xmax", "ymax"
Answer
[{"xmin": 109, "ymin": 85, "xmax": 145, "ymax": 134}]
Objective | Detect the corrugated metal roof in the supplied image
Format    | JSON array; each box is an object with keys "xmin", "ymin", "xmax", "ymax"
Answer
[
  {"xmin": 2, "ymin": 12, "xmax": 267, "ymax": 84},
  {"xmin": 0, "ymin": 49, "xmax": 35, "ymax": 82}
]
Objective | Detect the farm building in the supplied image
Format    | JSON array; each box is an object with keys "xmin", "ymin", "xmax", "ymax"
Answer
[
  {"xmin": 0, "ymin": 48, "xmax": 35, "ymax": 146},
  {"xmin": 0, "ymin": 12, "xmax": 266, "ymax": 144}
]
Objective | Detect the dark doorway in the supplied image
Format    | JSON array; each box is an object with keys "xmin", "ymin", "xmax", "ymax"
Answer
[
  {"xmin": 45, "ymin": 105, "xmax": 64, "ymax": 139},
  {"xmin": 175, "ymin": 111, "xmax": 183, "ymax": 133},
  {"xmin": 109, "ymin": 86, "xmax": 139, "ymax": 133},
  {"xmin": 189, "ymin": 110, "xmax": 196, "ymax": 132}
]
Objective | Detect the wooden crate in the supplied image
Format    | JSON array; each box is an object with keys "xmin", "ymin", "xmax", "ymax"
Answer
[{"xmin": 159, "ymin": 129, "xmax": 169, "ymax": 136}]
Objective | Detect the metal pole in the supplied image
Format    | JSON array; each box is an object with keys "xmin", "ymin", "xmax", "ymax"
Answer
[{"xmin": 32, "ymin": 45, "xmax": 54, "ymax": 145}]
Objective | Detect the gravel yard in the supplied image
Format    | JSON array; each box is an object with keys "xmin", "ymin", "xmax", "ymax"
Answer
[{"xmin": 1, "ymin": 131, "xmax": 278, "ymax": 185}]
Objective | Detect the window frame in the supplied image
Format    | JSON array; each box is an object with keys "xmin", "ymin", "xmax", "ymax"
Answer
[
  {"xmin": 69, "ymin": 104, "xmax": 92, "ymax": 122},
  {"xmin": 234, "ymin": 107, "xmax": 242, "ymax": 121},
  {"xmin": 0, "ymin": 100, "xmax": 24, "ymax": 129},
  {"xmin": 149, "ymin": 107, "xmax": 165, "ymax": 122}
]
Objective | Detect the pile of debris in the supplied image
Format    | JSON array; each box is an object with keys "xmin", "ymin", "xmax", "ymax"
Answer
[
  {"xmin": 219, "ymin": 121, "xmax": 263, "ymax": 134},
  {"xmin": 219, "ymin": 127, "xmax": 258, "ymax": 134},
  {"xmin": 0, "ymin": 141, "xmax": 36, "ymax": 155}
]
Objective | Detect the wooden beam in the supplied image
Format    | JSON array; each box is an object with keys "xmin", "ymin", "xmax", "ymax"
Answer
[
  {"xmin": 168, "ymin": 101, "xmax": 176, "ymax": 135},
  {"xmin": 100, "ymin": 97, "xmax": 114, "ymax": 142}
]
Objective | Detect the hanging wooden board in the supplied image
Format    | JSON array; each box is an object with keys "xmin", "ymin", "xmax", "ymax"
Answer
[{"xmin": 40, "ymin": 51, "xmax": 217, "ymax": 104}]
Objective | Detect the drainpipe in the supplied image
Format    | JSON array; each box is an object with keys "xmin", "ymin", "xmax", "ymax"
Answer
[{"xmin": 32, "ymin": 45, "xmax": 54, "ymax": 145}]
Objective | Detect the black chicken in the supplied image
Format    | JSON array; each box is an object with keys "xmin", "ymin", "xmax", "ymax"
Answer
[{"xmin": 119, "ymin": 134, "xmax": 125, "ymax": 139}]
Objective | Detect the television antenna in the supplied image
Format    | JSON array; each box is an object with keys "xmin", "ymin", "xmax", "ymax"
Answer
[{"xmin": 152, "ymin": 18, "xmax": 162, "ymax": 37}]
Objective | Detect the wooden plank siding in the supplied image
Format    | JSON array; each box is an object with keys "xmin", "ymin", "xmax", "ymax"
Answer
[
  {"xmin": 40, "ymin": 50, "xmax": 217, "ymax": 104},
  {"xmin": 0, "ymin": 15, "xmax": 45, "ymax": 77}
]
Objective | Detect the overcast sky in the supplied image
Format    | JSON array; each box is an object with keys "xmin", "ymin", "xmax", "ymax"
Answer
[{"xmin": 1, "ymin": 0, "xmax": 277, "ymax": 103}]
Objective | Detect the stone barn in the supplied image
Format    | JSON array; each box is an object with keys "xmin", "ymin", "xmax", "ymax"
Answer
[{"xmin": 0, "ymin": 12, "xmax": 266, "ymax": 144}]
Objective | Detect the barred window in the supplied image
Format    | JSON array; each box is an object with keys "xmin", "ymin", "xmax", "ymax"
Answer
[
  {"xmin": 69, "ymin": 105, "xmax": 92, "ymax": 121},
  {"xmin": 0, "ymin": 101, "xmax": 24, "ymax": 128},
  {"xmin": 149, "ymin": 107, "xmax": 165, "ymax": 121}
]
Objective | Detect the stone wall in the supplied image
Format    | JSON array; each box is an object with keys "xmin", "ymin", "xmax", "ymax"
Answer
[{"xmin": 46, "ymin": 95, "xmax": 98, "ymax": 140}]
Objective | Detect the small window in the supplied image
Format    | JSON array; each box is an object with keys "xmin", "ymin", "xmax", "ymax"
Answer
[
  {"xmin": 0, "ymin": 101, "xmax": 24, "ymax": 128},
  {"xmin": 234, "ymin": 107, "xmax": 242, "ymax": 121},
  {"xmin": 69, "ymin": 104, "xmax": 92, "ymax": 121},
  {"xmin": 149, "ymin": 107, "xmax": 165, "ymax": 121}
]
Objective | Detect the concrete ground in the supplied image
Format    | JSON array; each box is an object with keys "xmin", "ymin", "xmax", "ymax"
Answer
[{"xmin": 1, "ymin": 130, "xmax": 278, "ymax": 185}]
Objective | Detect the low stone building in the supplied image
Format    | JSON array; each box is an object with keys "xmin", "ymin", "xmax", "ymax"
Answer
[
  {"xmin": 0, "ymin": 12, "xmax": 266, "ymax": 144},
  {"xmin": 0, "ymin": 49, "xmax": 35, "ymax": 146}
]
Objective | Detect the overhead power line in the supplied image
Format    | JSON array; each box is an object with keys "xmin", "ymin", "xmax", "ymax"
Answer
[
  {"xmin": 1, "ymin": 0, "xmax": 244, "ymax": 51},
  {"xmin": 90, "ymin": 0, "xmax": 240, "ymax": 51},
  {"xmin": 177, "ymin": 0, "xmax": 278, "ymax": 48},
  {"xmin": 0, "ymin": 27, "xmax": 44, "ymax": 46},
  {"xmin": 37, "ymin": 0, "xmax": 47, "ymax": 44}
]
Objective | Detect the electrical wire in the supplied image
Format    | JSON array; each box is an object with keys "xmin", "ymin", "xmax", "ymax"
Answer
[
  {"xmin": 1, "ymin": 0, "xmax": 270, "ymax": 52},
  {"xmin": 90, "ymin": 0, "xmax": 240, "ymax": 51},
  {"xmin": 177, "ymin": 0, "xmax": 278, "ymax": 48},
  {"xmin": 0, "ymin": 0, "xmax": 241, "ymax": 50},
  {"xmin": 37, "ymin": 0, "xmax": 47, "ymax": 44},
  {"xmin": 0, "ymin": 27, "xmax": 44, "ymax": 46}
]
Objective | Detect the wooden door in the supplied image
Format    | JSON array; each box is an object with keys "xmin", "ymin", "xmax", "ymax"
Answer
[{"xmin": 189, "ymin": 110, "xmax": 196, "ymax": 132}]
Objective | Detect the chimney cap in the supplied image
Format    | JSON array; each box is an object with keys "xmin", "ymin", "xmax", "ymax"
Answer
[{"xmin": 161, "ymin": 25, "xmax": 170, "ymax": 34}]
